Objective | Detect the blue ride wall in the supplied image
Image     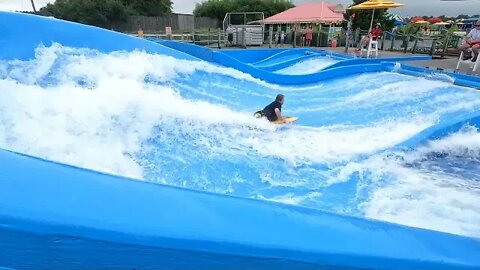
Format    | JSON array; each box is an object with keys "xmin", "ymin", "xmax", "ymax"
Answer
[{"xmin": 1, "ymin": 11, "xmax": 480, "ymax": 270}]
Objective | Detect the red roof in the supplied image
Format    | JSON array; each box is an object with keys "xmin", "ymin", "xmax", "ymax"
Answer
[
  {"xmin": 410, "ymin": 16, "xmax": 424, "ymax": 23},
  {"xmin": 427, "ymin": 17, "xmax": 442, "ymax": 24},
  {"xmin": 265, "ymin": 2, "xmax": 344, "ymax": 24}
]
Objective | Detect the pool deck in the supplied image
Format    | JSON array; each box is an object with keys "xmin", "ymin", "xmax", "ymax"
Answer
[{"xmin": 321, "ymin": 47, "xmax": 480, "ymax": 77}]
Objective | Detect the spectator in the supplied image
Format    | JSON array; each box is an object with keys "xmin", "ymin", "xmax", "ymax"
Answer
[
  {"xmin": 306, "ymin": 25, "xmax": 313, "ymax": 46},
  {"xmin": 355, "ymin": 23, "xmax": 383, "ymax": 53},
  {"xmin": 458, "ymin": 20, "xmax": 480, "ymax": 62}
]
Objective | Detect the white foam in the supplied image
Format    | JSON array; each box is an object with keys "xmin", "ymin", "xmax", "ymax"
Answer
[
  {"xmin": 276, "ymin": 56, "xmax": 339, "ymax": 75},
  {"xmin": 256, "ymin": 191, "xmax": 322, "ymax": 205},
  {"xmin": 355, "ymin": 128, "xmax": 480, "ymax": 238},
  {"xmin": 1, "ymin": 44, "xmax": 479, "ymax": 238}
]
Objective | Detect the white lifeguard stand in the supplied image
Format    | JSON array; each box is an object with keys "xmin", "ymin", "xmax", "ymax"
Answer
[
  {"xmin": 361, "ymin": 37, "xmax": 379, "ymax": 58},
  {"xmin": 456, "ymin": 49, "xmax": 479, "ymax": 72}
]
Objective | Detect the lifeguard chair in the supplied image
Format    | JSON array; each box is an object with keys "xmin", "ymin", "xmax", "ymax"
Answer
[
  {"xmin": 361, "ymin": 37, "xmax": 379, "ymax": 58},
  {"xmin": 456, "ymin": 49, "xmax": 479, "ymax": 72}
]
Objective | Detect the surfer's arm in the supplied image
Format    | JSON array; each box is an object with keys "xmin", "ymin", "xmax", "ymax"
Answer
[{"xmin": 274, "ymin": 108, "xmax": 284, "ymax": 122}]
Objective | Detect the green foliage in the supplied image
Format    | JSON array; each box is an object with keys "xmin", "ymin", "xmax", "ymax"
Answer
[
  {"xmin": 345, "ymin": 0, "xmax": 394, "ymax": 31},
  {"xmin": 193, "ymin": 0, "xmax": 294, "ymax": 22},
  {"xmin": 120, "ymin": 0, "xmax": 172, "ymax": 16},
  {"xmin": 456, "ymin": 14, "xmax": 471, "ymax": 20},
  {"xmin": 397, "ymin": 23, "xmax": 420, "ymax": 36},
  {"xmin": 446, "ymin": 24, "xmax": 459, "ymax": 36},
  {"xmin": 40, "ymin": 0, "xmax": 172, "ymax": 28}
]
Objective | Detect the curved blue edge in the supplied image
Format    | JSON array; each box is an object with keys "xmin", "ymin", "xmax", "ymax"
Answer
[
  {"xmin": 1, "ymin": 148, "xmax": 480, "ymax": 270},
  {"xmin": 157, "ymin": 40, "xmax": 480, "ymax": 91},
  {"xmin": 1, "ymin": 11, "xmax": 480, "ymax": 269},
  {"xmin": 0, "ymin": 11, "xmax": 197, "ymax": 61},
  {"xmin": 158, "ymin": 39, "xmax": 398, "ymax": 85}
]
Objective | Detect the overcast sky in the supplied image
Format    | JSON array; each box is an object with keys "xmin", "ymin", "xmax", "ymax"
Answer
[{"xmin": 1, "ymin": 0, "xmax": 479, "ymax": 17}]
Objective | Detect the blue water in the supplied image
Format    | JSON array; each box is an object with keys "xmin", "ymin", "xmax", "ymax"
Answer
[{"xmin": 0, "ymin": 44, "xmax": 479, "ymax": 238}]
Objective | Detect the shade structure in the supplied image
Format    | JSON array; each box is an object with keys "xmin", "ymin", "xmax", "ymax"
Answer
[
  {"xmin": 415, "ymin": 20, "xmax": 429, "ymax": 24},
  {"xmin": 349, "ymin": 0, "xmax": 404, "ymax": 10},
  {"xmin": 264, "ymin": 1, "xmax": 344, "ymax": 24},
  {"xmin": 348, "ymin": 0, "xmax": 404, "ymax": 31},
  {"xmin": 427, "ymin": 17, "xmax": 442, "ymax": 24},
  {"xmin": 434, "ymin": 22, "xmax": 450, "ymax": 25}
]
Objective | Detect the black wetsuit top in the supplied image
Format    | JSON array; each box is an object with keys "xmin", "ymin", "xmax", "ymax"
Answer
[{"xmin": 262, "ymin": 101, "xmax": 282, "ymax": 121}]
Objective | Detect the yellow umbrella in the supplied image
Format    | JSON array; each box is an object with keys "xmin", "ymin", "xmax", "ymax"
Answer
[
  {"xmin": 415, "ymin": 20, "xmax": 429, "ymax": 24},
  {"xmin": 348, "ymin": 0, "xmax": 405, "ymax": 31}
]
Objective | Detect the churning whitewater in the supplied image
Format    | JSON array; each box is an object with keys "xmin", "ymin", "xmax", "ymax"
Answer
[{"xmin": 0, "ymin": 44, "xmax": 479, "ymax": 238}]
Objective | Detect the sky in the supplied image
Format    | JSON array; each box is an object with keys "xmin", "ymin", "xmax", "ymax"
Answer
[{"xmin": 1, "ymin": 0, "xmax": 479, "ymax": 17}]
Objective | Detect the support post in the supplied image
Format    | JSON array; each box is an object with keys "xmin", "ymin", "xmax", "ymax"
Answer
[
  {"xmin": 403, "ymin": 35, "xmax": 409, "ymax": 54},
  {"xmin": 242, "ymin": 26, "xmax": 247, "ymax": 49},
  {"xmin": 269, "ymin": 27, "xmax": 273, "ymax": 48},
  {"xmin": 30, "ymin": 0, "xmax": 37, "ymax": 12}
]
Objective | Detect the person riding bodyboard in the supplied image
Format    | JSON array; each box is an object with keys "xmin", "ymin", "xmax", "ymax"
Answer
[{"xmin": 254, "ymin": 94, "xmax": 288, "ymax": 124}]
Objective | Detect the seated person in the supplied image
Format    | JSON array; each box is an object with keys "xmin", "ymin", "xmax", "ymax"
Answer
[
  {"xmin": 459, "ymin": 20, "xmax": 480, "ymax": 62},
  {"xmin": 356, "ymin": 23, "xmax": 383, "ymax": 52},
  {"xmin": 255, "ymin": 94, "xmax": 285, "ymax": 122}
]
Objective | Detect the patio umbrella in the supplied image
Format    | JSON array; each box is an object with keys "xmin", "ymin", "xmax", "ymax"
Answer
[
  {"xmin": 348, "ymin": 0, "xmax": 405, "ymax": 31},
  {"xmin": 415, "ymin": 20, "xmax": 429, "ymax": 24},
  {"xmin": 434, "ymin": 22, "xmax": 450, "ymax": 25},
  {"xmin": 410, "ymin": 16, "xmax": 424, "ymax": 23}
]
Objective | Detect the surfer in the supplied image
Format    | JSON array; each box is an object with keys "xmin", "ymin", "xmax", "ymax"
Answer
[{"xmin": 255, "ymin": 94, "xmax": 285, "ymax": 123}]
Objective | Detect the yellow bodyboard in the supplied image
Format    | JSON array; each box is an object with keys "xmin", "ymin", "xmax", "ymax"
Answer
[{"xmin": 271, "ymin": 116, "xmax": 299, "ymax": 125}]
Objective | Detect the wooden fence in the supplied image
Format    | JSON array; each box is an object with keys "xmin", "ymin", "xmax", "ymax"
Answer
[{"xmin": 114, "ymin": 14, "xmax": 219, "ymax": 33}]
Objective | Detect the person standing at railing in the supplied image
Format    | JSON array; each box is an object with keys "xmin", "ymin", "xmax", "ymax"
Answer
[
  {"xmin": 280, "ymin": 31, "xmax": 285, "ymax": 47},
  {"xmin": 305, "ymin": 25, "xmax": 313, "ymax": 47},
  {"xmin": 137, "ymin": 28, "xmax": 144, "ymax": 38},
  {"xmin": 290, "ymin": 25, "xmax": 297, "ymax": 46},
  {"xmin": 458, "ymin": 20, "xmax": 480, "ymax": 62}
]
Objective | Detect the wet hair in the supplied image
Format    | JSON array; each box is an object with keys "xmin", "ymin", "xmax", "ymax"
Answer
[{"xmin": 276, "ymin": 94, "xmax": 284, "ymax": 102}]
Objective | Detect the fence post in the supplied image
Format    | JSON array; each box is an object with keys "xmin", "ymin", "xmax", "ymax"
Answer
[
  {"xmin": 218, "ymin": 29, "xmax": 221, "ymax": 49},
  {"xmin": 207, "ymin": 29, "xmax": 211, "ymax": 46},
  {"xmin": 316, "ymin": 24, "xmax": 321, "ymax": 47},
  {"xmin": 293, "ymin": 29, "xmax": 296, "ymax": 48},
  {"xmin": 390, "ymin": 34, "xmax": 395, "ymax": 51},
  {"xmin": 242, "ymin": 26, "xmax": 247, "ymax": 49},
  {"xmin": 381, "ymin": 32, "xmax": 386, "ymax": 50},
  {"xmin": 412, "ymin": 37, "xmax": 418, "ymax": 54},
  {"xmin": 403, "ymin": 35, "xmax": 409, "ymax": 54},
  {"xmin": 441, "ymin": 35, "xmax": 449, "ymax": 58},
  {"xmin": 430, "ymin": 38, "xmax": 437, "ymax": 56},
  {"xmin": 269, "ymin": 27, "xmax": 273, "ymax": 48}
]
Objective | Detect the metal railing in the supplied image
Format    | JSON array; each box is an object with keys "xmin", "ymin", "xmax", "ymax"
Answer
[{"xmin": 381, "ymin": 32, "xmax": 463, "ymax": 57}]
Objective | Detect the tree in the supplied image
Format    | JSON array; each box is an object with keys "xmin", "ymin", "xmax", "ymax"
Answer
[
  {"xmin": 39, "ymin": 0, "xmax": 173, "ymax": 28},
  {"xmin": 193, "ymin": 0, "xmax": 294, "ymax": 23},
  {"xmin": 121, "ymin": 0, "xmax": 172, "ymax": 16},
  {"xmin": 456, "ymin": 14, "xmax": 470, "ymax": 20},
  {"xmin": 345, "ymin": 0, "xmax": 394, "ymax": 31}
]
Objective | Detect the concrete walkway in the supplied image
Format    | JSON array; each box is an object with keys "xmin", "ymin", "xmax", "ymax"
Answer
[{"xmin": 320, "ymin": 47, "xmax": 480, "ymax": 76}]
